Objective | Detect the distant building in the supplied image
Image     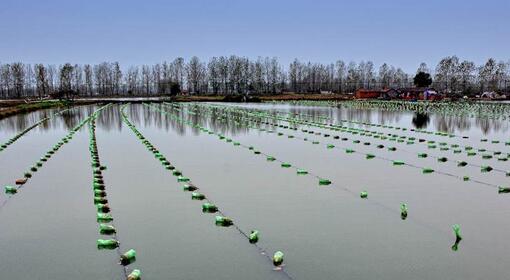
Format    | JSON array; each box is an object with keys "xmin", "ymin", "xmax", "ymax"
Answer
[
  {"xmin": 355, "ymin": 88, "xmax": 399, "ymax": 99},
  {"xmin": 380, "ymin": 88, "xmax": 400, "ymax": 99},
  {"xmin": 480, "ymin": 91, "xmax": 506, "ymax": 100},
  {"xmin": 355, "ymin": 89, "xmax": 382, "ymax": 99},
  {"xmin": 400, "ymin": 88, "xmax": 441, "ymax": 101},
  {"xmin": 355, "ymin": 87, "xmax": 442, "ymax": 100}
]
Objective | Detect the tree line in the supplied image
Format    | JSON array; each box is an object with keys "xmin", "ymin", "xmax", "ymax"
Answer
[{"xmin": 0, "ymin": 55, "xmax": 509, "ymax": 99}]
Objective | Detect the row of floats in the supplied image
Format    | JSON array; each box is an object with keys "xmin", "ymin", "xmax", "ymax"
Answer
[{"xmin": 120, "ymin": 105, "xmax": 287, "ymax": 270}]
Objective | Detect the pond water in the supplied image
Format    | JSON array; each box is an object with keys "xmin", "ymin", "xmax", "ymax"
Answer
[{"xmin": 0, "ymin": 102, "xmax": 509, "ymax": 280}]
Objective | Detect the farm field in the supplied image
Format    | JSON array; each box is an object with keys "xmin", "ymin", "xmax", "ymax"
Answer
[{"xmin": 1, "ymin": 102, "xmax": 509, "ymax": 280}]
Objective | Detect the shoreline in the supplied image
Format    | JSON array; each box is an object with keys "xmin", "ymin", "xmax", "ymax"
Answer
[
  {"xmin": 0, "ymin": 100, "xmax": 99, "ymax": 120},
  {"xmin": 0, "ymin": 94, "xmax": 352, "ymax": 118},
  {"xmin": 1, "ymin": 94, "xmax": 507, "ymax": 120}
]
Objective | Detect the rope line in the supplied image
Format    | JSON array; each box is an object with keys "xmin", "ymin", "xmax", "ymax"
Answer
[{"xmin": 122, "ymin": 105, "xmax": 295, "ymax": 280}]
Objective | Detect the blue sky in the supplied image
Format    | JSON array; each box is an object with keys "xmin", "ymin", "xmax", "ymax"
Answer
[{"xmin": 0, "ymin": 0, "xmax": 508, "ymax": 72}]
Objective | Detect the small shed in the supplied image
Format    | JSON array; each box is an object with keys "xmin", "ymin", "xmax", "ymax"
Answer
[
  {"xmin": 400, "ymin": 88, "xmax": 441, "ymax": 101},
  {"xmin": 380, "ymin": 88, "xmax": 400, "ymax": 99},
  {"xmin": 355, "ymin": 89, "xmax": 381, "ymax": 99}
]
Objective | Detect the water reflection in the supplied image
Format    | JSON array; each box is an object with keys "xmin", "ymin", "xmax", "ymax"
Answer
[
  {"xmin": 0, "ymin": 106, "xmax": 92, "ymax": 133},
  {"xmin": 332, "ymin": 107, "xmax": 509, "ymax": 135},
  {"xmin": 451, "ymin": 238, "xmax": 461, "ymax": 252},
  {"xmin": 96, "ymin": 105, "xmax": 123, "ymax": 131},
  {"xmin": 1, "ymin": 103, "xmax": 509, "ymax": 137},
  {"xmin": 412, "ymin": 113, "xmax": 430, "ymax": 129}
]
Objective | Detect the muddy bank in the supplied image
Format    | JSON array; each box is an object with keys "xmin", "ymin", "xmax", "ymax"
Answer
[
  {"xmin": 85, "ymin": 93, "xmax": 351, "ymax": 102},
  {"xmin": 0, "ymin": 94, "xmax": 352, "ymax": 119},
  {"xmin": 172, "ymin": 93, "xmax": 352, "ymax": 102}
]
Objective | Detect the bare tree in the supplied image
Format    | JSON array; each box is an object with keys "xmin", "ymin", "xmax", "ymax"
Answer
[
  {"xmin": 435, "ymin": 56, "xmax": 460, "ymax": 94},
  {"xmin": 161, "ymin": 61, "xmax": 172, "ymax": 94},
  {"xmin": 378, "ymin": 63, "xmax": 391, "ymax": 89},
  {"xmin": 25, "ymin": 64, "xmax": 35, "ymax": 97},
  {"xmin": 417, "ymin": 62, "xmax": 430, "ymax": 74},
  {"xmin": 11, "ymin": 63, "xmax": 25, "ymax": 98},
  {"xmin": 187, "ymin": 56, "xmax": 206, "ymax": 94},
  {"xmin": 112, "ymin": 62, "xmax": 122, "ymax": 94},
  {"xmin": 208, "ymin": 57, "xmax": 221, "ymax": 94},
  {"xmin": 478, "ymin": 58, "xmax": 497, "ymax": 92},
  {"xmin": 84, "ymin": 64, "xmax": 93, "ymax": 95},
  {"xmin": 346, "ymin": 62, "xmax": 359, "ymax": 92},
  {"xmin": 335, "ymin": 60, "xmax": 346, "ymax": 93},
  {"xmin": 126, "ymin": 66, "xmax": 139, "ymax": 95},
  {"xmin": 458, "ymin": 60, "xmax": 475, "ymax": 93},
  {"xmin": 171, "ymin": 57, "xmax": 185, "ymax": 90},
  {"xmin": 393, "ymin": 68, "xmax": 408, "ymax": 88},
  {"xmin": 141, "ymin": 65, "xmax": 151, "ymax": 95},
  {"xmin": 59, "ymin": 63, "xmax": 74, "ymax": 98},
  {"xmin": 289, "ymin": 59, "xmax": 299, "ymax": 93},
  {"xmin": 72, "ymin": 64, "xmax": 84, "ymax": 95},
  {"xmin": 3, "ymin": 55, "xmax": 510, "ymax": 99},
  {"xmin": 35, "ymin": 64, "xmax": 49, "ymax": 99},
  {"xmin": 251, "ymin": 57, "xmax": 264, "ymax": 94},
  {"xmin": 47, "ymin": 65, "xmax": 57, "ymax": 94},
  {"xmin": 0, "ymin": 63, "xmax": 11, "ymax": 98},
  {"xmin": 495, "ymin": 61, "xmax": 508, "ymax": 91}
]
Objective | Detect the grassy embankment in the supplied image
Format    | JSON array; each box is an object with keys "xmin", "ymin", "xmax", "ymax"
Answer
[
  {"xmin": 0, "ymin": 100, "xmax": 97, "ymax": 120},
  {"xmin": 0, "ymin": 93, "xmax": 351, "ymax": 119}
]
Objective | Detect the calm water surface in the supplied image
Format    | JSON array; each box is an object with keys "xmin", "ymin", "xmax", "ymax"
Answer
[{"xmin": 0, "ymin": 103, "xmax": 509, "ymax": 280}]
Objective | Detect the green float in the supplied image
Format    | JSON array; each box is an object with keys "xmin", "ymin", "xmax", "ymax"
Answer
[
  {"xmin": 97, "ymin": 239, "xmax": 119, "ymax": 249},
  {"xmin": 177, "ymin": 176, "xmax": 190, "ymax": 182},
  {"xmin": 127, "ymin": 269, "xmax": 141, "ymax": 280},
  {"xmin": 97, "ymin": 213, "xmax": 113, "ymax": 222},
  {"xmin": 422, "ymin": 168, "xmax": 434, "ymax": 174},
  {"xmin": 273, "ymin": 251, "xmax": 284, "ymax": 266},
  {"xmin": 400, "ymin": 203, "xmax": 408, "ymax": 220},
  {"xmin": 191, "ymin": 192, "xmax": 205, "ymax": 200},
  {"xmin": 360, "ymin": 191, "xmax": 368, "ymax": 198},
  {"xmin": 202, "ymin": 203, "xmax": 218, "ymax": 213},
  {"xmin": 4, "ymin": 186, "xmax": 17, "ymax": 194},
  {"xmin": 249, "ymin": 230, "xmax": 259, "ymax": 243},
  {"xmin": 215, "ymin": 216, "xmax": 233, "ymax": 227},
  {"xmin": 319, "ymin": 179, "xmax": 331, "ymax": 186},
  {"xmin": 99, "ymin": 224, "xmax": 116, "ymax": 235},
  {"xmin": 498, "ymin": 186, "xmax": 510, "ymax": 194},
  {"xmin": 120, "ymin": 249, "xmax": 137, "ymax": 265},
  {"xmin": 183, "ymin": 184, "xmax": 198, "ymax": 191}
]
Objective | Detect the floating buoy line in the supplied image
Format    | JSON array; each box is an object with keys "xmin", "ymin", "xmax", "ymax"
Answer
[
  {"xmin": 1, "ymin": 105, "xmax": 109, "ymax": 211},
  {"xmin": 208, "ymin": 103, "xmax": 510, "ymax": 167},
  {"xmin": 120, "ymin": 105, "xmax": 295, "ymax": 279},
  {"xmin": 198, "ymin": 103, "xmax": 510, "ymax": 174},
  {"xmin": 244, "ymin": 103, "xmax": 510, "ymax": 146},
  {"xmin": 176, "ymin": 103, "xmax": 503, "ymax": 191},
  {"xmin": 246, "ymin": 105, "xmax": 509, "ymax": 177},
  {"xmin": 155, "ymin": 102, "xmax": 428, "ymax": 219},
  {"xmin": 1, "ymin": 101, "xmax": 492, "ymax": 278},
  {"xmin": 175, "ymin": 102, "xmax": 503, "ymax": 190},
  {"xmin": 260, "ymin": 101, "xmax": 510, "ymax": 161},
  {"xmin": 157, "ymin": 103, "xmax": 333, "ymax": 187},
  {"xmin": 268, "ymin": 107, "xmax": 510, "ymax": 161},
  {"xmin": 88, "ymin": 107, "xmax": 139, "ymax": 280},
  {"xmin": 220, "ymin": 104, "xmax": 510, "ymax": 175},
  {"xmin": 0, "ymin": 107, "xmax": 72, "ymax": 154},
  {"xmin": 267, "ymin": 99, "xmax": 510, "ymax": 120},
  {"xmin": 337, "ymin": 99, "xmax": 510, "ymax": 120},
  {"xmin": 149, "ymin": 102, "xmax": 472, "ymax": 253}
]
